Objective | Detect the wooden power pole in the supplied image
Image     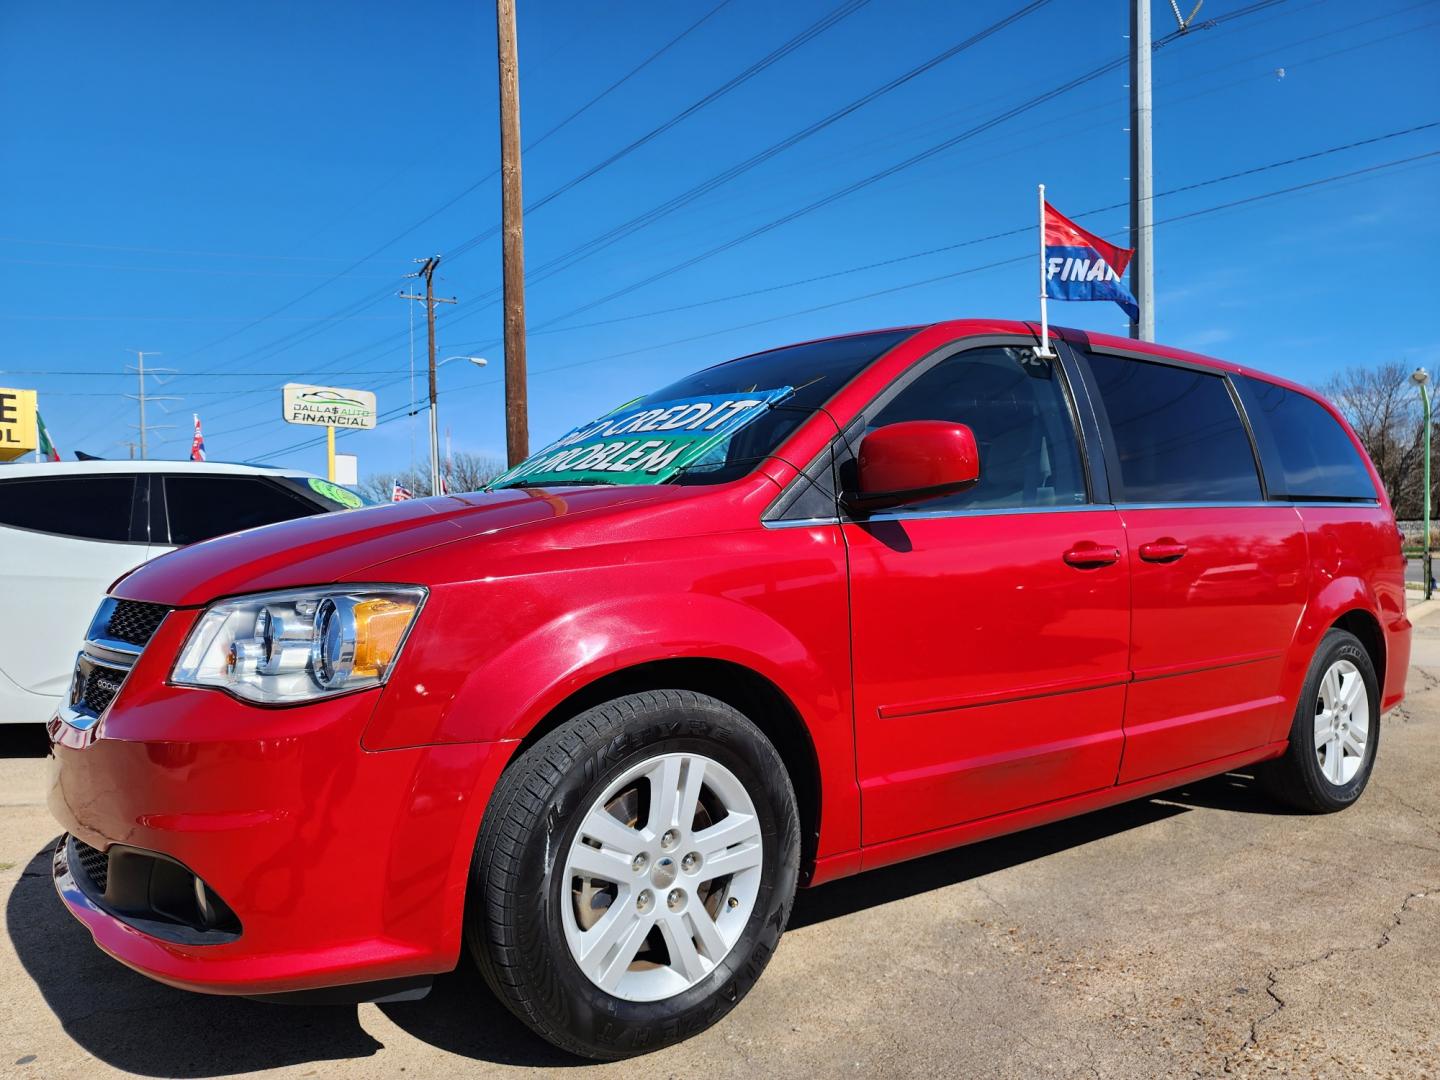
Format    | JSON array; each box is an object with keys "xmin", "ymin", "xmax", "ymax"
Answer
[
  {"xmin": 496, "ymin": 0, "xmax": 529, "ymax": 466},
  {"xmin": 400, "ymin": 256, "xmax": 456, "ymax": 495}
]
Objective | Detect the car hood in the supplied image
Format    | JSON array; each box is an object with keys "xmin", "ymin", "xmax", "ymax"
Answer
[{"xmin": 113, "ymin": 485, "xmax": 689, "ymax": 607}]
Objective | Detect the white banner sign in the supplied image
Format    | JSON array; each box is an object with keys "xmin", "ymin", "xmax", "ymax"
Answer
[
  {"xmin": 333, "ymin": 453, "xmax": 359, "ymax": 486},
  {"xmin": 282, "ymin": 384, "xmax": 377, "ymax": 429}
]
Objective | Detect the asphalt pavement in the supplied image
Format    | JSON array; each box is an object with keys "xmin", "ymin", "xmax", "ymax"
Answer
[{"xmin": 2, "ymin": 616, "xmax": 1438, "ymax": 1078}]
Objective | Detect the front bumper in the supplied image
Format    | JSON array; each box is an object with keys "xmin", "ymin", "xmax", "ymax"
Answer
[{"xmin": 47, "ymin": 629, "xmax": 514, "ymax": 996}]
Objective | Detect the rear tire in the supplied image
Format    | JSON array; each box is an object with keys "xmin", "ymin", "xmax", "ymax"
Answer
[
  {"xmin": 467, "ymin": 690, "xmax": 800, "ymax": 1060},
  {"xmin": 1262, "ymin": 628, "xmax": 1379, "ymax": 812}
]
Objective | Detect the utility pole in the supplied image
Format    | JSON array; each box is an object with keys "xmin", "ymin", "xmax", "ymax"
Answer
[
  {"xmin": 1129, "ymin": 0, "xmax": 1155, "ymax": 341},
  {"xmin": 400, "ymin": 256, "xmax": 456, "ymax": 496},
  {"xmin": 1414, "ymin": 368, "xmax": 1433, "ymax": 599},
  {"xmin": 496, "ymin": 0, "xmax": 529, "ymax": 466},
  {"xmin": 1129, "ymin": 1, "xmax": 1201, "ymax": 340},
  {"xmin": 125, "ymin": 350, "xmax": 178, "ymax": 459}
]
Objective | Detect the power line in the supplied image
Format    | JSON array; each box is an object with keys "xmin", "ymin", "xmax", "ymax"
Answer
[
  {"xmin": 530, "ymin": 2, "xmax": 1287, "ymax": 330},
  {"xmin": 197, "ymin": 110, "xmax": 1436, "ymax": 442},
  {"xmin": 2, "ymin": 368, "xmax": 424, "ymax": 377},
  {"xmin": 172, "ymin": 0, "xmax": 1409, "ymax": 443},
  {"xmin": 164, "ymin": 0, "xmax": 1431, "ymax": 424},
  {"xmin": 464, "ymin": 0, "xmax": 1058, "ymax": 305},
  {"xmin": 157, "ymin": 0, "xmax": 862, "ymax": 388},
  {"xmin": 440, "ymin": 0, "xmax": 878, "ymax": 267},
  {"xmin": 452, "ymin": 119, "xmax": 1440, "ymax": 347},
  {"xmin": 422, "ymin": 0, "xmax": 1298, "ymax": 350},
  {"xmin": 245, "ymin": 147, "xmax": 1440, "ymax": 466},
  {"xmin": 143, "ymin": 1, "xmax": 877, "ymax": 439},
  {"xmin": 163, "ymin": 0, "xmax": 1305, "ymax": 414},
  {"xmin": 0, "ymin": 236, "xmax": 373, "ymax": 262}
]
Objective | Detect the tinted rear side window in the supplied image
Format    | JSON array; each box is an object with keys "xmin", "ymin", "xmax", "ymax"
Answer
[
  {"xmin": 0, "ymin": 475, "xmax": 137, "ymax": 541},
  {"xmin": 1234, "ymin": 376, "xmax": 1377, "ymax": 501},
  {"xmin": 163, "ymin": 476, "xmax": 322, "ymax": 545},
  {"xmin": 1083, "ymin": 353, "xmax": 1261, "ymax": 503}
]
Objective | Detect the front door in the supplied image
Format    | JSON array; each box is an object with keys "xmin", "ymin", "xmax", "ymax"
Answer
[
  {"xmin": 846, "ymin": 344, "xmax": 1131, "ymax": 846},
  {"xmin": 1075, "ymin": 350, "xmax": 1308, "ymax": 782}
]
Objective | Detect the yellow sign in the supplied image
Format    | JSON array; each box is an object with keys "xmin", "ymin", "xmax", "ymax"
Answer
[{"xmin": 0, "ymin": 388, "xmax": 38, "ymax": 462}]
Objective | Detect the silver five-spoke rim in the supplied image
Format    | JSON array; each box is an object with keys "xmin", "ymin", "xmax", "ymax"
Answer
[
  {"xmin": 560, "ymin": 752, "xmax": 763, "ymax": 1002},
  {"xmin": 1314, "ymin": 659, "xmax": 1369, "ymax": 787}
]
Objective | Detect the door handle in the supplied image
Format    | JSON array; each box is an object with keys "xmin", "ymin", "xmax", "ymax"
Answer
[
  {"xmin": 1138, "ymin": 539, "xmax": 1188, "ymax": 563},
  {"xmin": 1063, "ymin": 542, "xmax": 1121, "ymax": 569}
]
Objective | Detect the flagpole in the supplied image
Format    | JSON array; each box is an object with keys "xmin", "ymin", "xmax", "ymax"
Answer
[{"xmin": 1037, "ymin": 183, "xmax": 1052, "ymax": 356}]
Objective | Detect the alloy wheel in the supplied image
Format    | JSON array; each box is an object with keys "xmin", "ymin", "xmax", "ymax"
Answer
[
  {"xmin": 560, "ymin": 752, "xmax": 763, "ymax": 1002},
  {"xmin": 1313, "ymin": 658, "xmax": 1369, "ymax": 786}
]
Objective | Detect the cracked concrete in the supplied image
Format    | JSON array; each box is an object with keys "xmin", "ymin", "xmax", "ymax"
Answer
[{"xmin": 2, "ymin": 617, "xmax": 1438, "ymax": 1078}]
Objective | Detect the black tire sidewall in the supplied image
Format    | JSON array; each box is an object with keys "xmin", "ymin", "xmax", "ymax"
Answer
[
  {"xmin": 494, "ymin": 693, "xmax": 799, "ymax": 1058},
  {"xmin": 1292, "ymin": 631, "xmax": 1380, "ymax": 809}
]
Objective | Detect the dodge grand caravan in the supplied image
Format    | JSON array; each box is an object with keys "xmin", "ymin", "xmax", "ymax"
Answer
[{"xmin": 47, "ymin": 320, "xmax": 1408, "ymax": 1059}]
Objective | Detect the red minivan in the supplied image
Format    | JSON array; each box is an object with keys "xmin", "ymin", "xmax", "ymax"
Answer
[{"xmin": 47, "ymin": 319, "xmax": 1408, "ymax": 1059}]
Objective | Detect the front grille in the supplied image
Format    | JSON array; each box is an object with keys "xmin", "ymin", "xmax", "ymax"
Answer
[
  {"xmin": 105, "ymin": 600, "xmax": 170, "ymax": 647},
  {"xmin": 79, "ymin": 662, "xmax": 127, "ymax": 715},
  {"xmin": 72, "ymin": 838, "xmax": 109, "ymax": 894}
]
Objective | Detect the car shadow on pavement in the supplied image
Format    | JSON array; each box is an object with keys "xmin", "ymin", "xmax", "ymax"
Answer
[
  {"xmin": 376, "ymin": 965, "xmax": 580, "ymax": 1067},
  {"xmin": 1152, "ymin": 769, "xmax": 1298, "ymax": 816},
  {"xmin": 789, "ymin": 771, "xmax": 1294, "ymax": 928},
  {"xmin": 790, "ymin": 795, "xmax": 1187, "ymax": 929},
  {"xmin": 5, "ymin": 843, "xmax": 573, "ymax": 1076},
  {"xmin": 7, "ymin": 772, "xmax": 1294, "ymax": 1073}
]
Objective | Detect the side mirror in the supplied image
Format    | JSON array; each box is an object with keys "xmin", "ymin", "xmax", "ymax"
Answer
[{"xmin": 844, "ymin": 420, "xmax": 980, "ymax": 512}]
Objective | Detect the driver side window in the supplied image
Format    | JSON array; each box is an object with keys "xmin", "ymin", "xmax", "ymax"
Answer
[{"xmin": 867, "ymin": 346, "xmax": 1088, "ymax": 512}]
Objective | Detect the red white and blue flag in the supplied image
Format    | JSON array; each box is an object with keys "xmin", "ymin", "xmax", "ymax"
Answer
[
  {"xmin": 391, "ymin": 481, "xmax": 414, "ymax": 502},
  {"xmin": 189, "ymin": 414, "xmax": 206, "ymax": 462},
  {"xmin": 1043, "ymin": 200, "xmax": 1139, "ymax": 320}
]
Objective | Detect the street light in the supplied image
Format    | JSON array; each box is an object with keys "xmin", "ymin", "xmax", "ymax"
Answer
[
  {"xmin": 1413, "ymin": 367, "xmax": 1432, "ymax": 599},
  {"xmin": 430, "ymin": 356, "xmax": 487, "ymax": 495}
]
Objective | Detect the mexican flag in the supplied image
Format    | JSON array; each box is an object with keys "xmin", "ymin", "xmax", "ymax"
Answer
[{"xmin": 36, "ymin": 412, "xmax": 60, "ymax": 462}]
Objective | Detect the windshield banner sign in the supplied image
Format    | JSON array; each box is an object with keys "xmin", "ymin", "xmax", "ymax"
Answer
[{"xmin": 491, "ymin": 387, "xmax": 794, "ymax": 488}]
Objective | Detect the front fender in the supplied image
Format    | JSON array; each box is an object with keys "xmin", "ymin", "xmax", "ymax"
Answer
[{"xmin": 361, "ymin": 525, "xmax": 858, "ymax": 855}]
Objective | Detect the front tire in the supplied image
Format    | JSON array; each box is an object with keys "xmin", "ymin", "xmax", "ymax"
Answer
[
  {"xmin": 467, "ymin": 690, "xmax": 800, "ymax": 1060},
  {"xmin": 1262, "ymin": 628, "xmax": 1379, "ymax": 812}
]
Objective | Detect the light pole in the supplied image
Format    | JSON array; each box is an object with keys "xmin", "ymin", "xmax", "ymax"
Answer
[
  {"xmin": 1414, "ymin": 368, "xmax": 1433, "ymax": 599},
  {"xmin": 431, "ymin": 356, "xmax": 487, "ymax": 495}
]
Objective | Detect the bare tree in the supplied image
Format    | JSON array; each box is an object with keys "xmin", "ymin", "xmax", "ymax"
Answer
[
  {"xmin": 446, "ymin": 451, "xmax": 506, "ymax": 493},
  {"xmin": 361, "ymin": 451, "xmax": 506, "ymax": 502},
  {"xmin": 1320, "ymin": 361, "xmax": 1426, "ymax": 518}
]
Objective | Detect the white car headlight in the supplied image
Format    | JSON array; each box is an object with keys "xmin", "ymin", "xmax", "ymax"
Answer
[{"xmin": 171, "ymin": 586, "xmax": 426, "ymax": 704}]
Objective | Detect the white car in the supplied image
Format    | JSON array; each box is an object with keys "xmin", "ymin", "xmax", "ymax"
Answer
[{"xmin": 0, "ymin": 460, "xmax": 371, "ymax": 724}]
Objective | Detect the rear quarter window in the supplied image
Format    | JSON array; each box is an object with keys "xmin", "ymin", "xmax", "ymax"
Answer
[
  {"xmin": 162, "ymin": 475, "xmax": 323, "ymax": 545},
  {"xmin": 1234, "ymin": 376, "xmax": 1377, "ymax": 502}
]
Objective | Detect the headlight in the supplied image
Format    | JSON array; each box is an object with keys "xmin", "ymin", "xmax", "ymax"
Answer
[{"xmin": 171, "ymin": 586, "xmax": 426, "ymax": 704}]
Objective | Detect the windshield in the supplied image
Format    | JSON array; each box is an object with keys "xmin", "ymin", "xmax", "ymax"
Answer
[{"xmin": 489, "ymin": 328, "xmax": 915, "ymax": 490}]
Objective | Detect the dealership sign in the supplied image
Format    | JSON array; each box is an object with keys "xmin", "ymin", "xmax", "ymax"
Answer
[
  {"xmin": 0, "ymin": 388, "xmax": 38, "ymax": 462},
  {"xmin": 492, "ymin": 387, "xmax": 793, "ymax": 488},
  {"xmin": 282, "ymin": 384, "xmax": 377, "ymax": 429}
]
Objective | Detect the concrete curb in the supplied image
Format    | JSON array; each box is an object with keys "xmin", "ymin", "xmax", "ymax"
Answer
[{"xmin": 1405, "ymin": 597, "xmax": 1440, "ymax": 623}]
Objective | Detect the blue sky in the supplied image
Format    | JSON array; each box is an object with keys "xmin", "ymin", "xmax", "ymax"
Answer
[{"xmin": 1, "ymin": 0, "xmax": 1437, "ymax": 480}]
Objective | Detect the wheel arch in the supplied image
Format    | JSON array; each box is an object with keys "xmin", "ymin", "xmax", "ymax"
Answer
[
  {"xmin": 1331, "ymin": 606, "xmax": 1386, "ymax": 692},
  {"xmin": 512, "ymin": 656, "xmax": 824, "ymax": 883}
]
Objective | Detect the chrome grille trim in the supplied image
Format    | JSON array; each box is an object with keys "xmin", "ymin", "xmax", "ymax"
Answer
[
  {"xmin": 54, "ymin": 596, "xmax": 171, "ymax": 745},
  {"xmin": 105, "ymin": 599, "xmax": 170, "ymax": 647}
]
